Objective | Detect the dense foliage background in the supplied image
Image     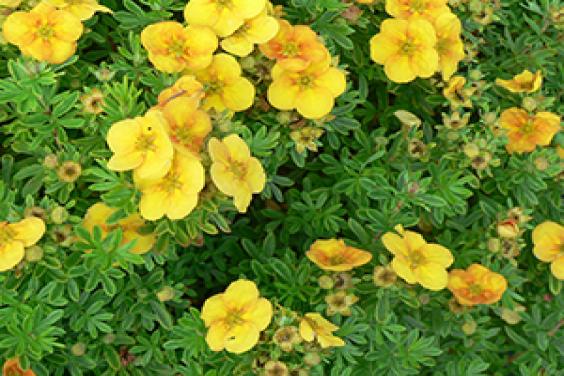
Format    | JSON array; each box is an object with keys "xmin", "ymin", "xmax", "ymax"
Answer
[{"xmin": 0, "ymin": 0, "xmax": 562, "ymax": 375}]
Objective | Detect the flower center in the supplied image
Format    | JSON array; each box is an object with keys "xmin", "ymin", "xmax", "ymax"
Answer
[
  {"xmin": 38, "ymin": 24, "xmax": 54, "ymax": 39},
  {"xmin": 161, "ymin": 172, "xmax": 183, "ymax": 194},
  {"xmin": 226, "ymin": 309, "xmax": 245, "ymax": 327},
  {"xmin": 282, "ymin": 42, "xmax": 300, "ymax": 57},
  {"xmin": 410, "ymin": 0, "xmax": 427, "ymax": 13},
  {"xmin": 468, "ymin": 284, "xmax": 483, "ymax": 296},
  {"xmin": 0, "ymin": 222, "xmax": 16, "ymax": 244},
  {"xmin": 297, "ymin": 75, "xmax": 314, "ymax": 89},
  {"xmin": 521, "ymin": 119, "xmax": 535, "ymax": 134},
  {"xmin": 329, "ymin": 254, "xmax": 345, "ymax": 265},
  {"xmin": 400, "ymin": 39, "xmax": 417, "ymax": 55},
  {"xmin": 135, "ymin": 134, "xmax": 157, "ymax": 152},
  {"xmin": 206, "ymin": 80, "xmax": 224, "ymax": 95},
  {"xmin": 168, "ymin": 39, "xmax": 186, "ymax": 58},
  {"xmin": 408, "ymin": 250, "xmax": 426, "ymax": 268}
]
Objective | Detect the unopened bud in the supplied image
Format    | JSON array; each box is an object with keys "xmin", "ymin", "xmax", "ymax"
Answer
[
  {"xmin": 522, "ymin": 97, "xmax": 537, "ymax": 112},
  {"xmin": 71, "ymin": 343, "xmax": 86, "ymax": 356},
  {"xmin": 463, "ymin": 143, "xmax": 480, "ymax": 158},
  {"xmin": 534, "ymin": 157, "xmax": 549, "ymax": 171},
  {"xmin": 43, "ymin": 154, "xmax": 58, "ymax": 169},
  {"xmin": 50, "ymin": 206, "xmax": 68, "ymax": 224},
  {"xmin": 318, "ymin": 275, "xmax": 334, "ymax": 290},
  {"xmin": 487, "ymin": 238, "xmax": 501, "ymax": 253},
  {"xmin": 156, "ymin": 286, "xmax": 175, "ymax": 302},
  {"xmin": 304, "ymin": 352, "xmax": 321, "ymax": 366},
  {"xmin": 462, "ymin": 320, "xmax": 477, "ymax": 335}
]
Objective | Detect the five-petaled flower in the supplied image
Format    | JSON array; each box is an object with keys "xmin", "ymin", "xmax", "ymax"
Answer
[
  {"xmin": 299, "ymin": 313, "xmax": 345, "ymax": 348},
  {"xmin": 381, "ymin": 224, "xmax": 453, "ymax": 290},
  {"xmin": 201, "ymin": 279, "xmax": 273, "ymax": 354},
  {"xmin": 532, "ymin": 221, "xmax": 564, "ymax": 280},
  {"xmin": 306, "ymin": 239, "xmax": 372, "ymax": 271},
  {"xmin": 0, "ymin": 217, "xmax": 45, "ymax": 272},
  {"xmin": 496, "ymin": 69, "xmax": 543, "ymax": 93},
  {"xmin": 499, "ymin": 108, "xmax": 560, "ymax": 153},
  {"xmin": 447, "ymin": 264, "xmax": 507, "ymax": 306}
]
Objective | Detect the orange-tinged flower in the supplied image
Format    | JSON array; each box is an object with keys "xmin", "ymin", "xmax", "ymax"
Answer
[
  {"xmin": 141, "ymin": 21, "xmax": 217, "ymax": 73},
  {"xmin": 43, "ymin": 0, "xmax": 112, "ymax": 21},
  {"xmin": 267, "ymin": 58, "xmax": 346, "ymax": 119},
  {"xmin": 499, "ymin": 108, "xmax": 560, "ymax": 153},
  {"xmin": 156, "ymin": 97, "xmax": 211, "ymax": 157},
  {"xmin": 195, "ymin": 53, "xmax": 255, "ymax": 112},
  {"xmin": 208, "ymin": 134, "xmax": 266, "ymax": 213},
  {"xmin": 370, "ymin": 18, "xmax": 439, "ymax": 83},
  {"xmin": 2, "ymin": 3, "xmax": 83, "ymax": 64},
  {"xmin": 306, "ymin": 239, "xmax": 372, "ymax": 271},
  {"xmin": 82, "ymin": 203, "xmax": 156, "ymax": 255},
  {"xmin": 260, "ymin": 19, "xmax": 328, "ymax": 71},
  {"xmin": 496, "ymin": 69, "xmax": 543, "ymax": 93},
  {"xmin": 447, "ymin": 264, "xmax": 507, "ymax": 306},
  {"xmin": 201, "ymin": 279, "xmax": 273, "ymax": 354},
  {"xmin": 221, "ymin": 7, "xmax": 279, "ymax": 57},
  {"xmin": 381, "ymin": 224, "xmax": 453, "ymax": 290},
  {"xmin": 106, "ymin": 111, "xmax": 174, "ymax": 181},
  {"xmin": 137, "ymin": 154, "xmax": 205, "ymax": 221},
  {"xmin": 385, "ymin": 0, "xmax": 451, "ymax": 22},
  {"xmin": 157, "ymin": 75, "xmax": 204, "ymax": 107},
  {"xmin": 2, "ymin": 358, "xmax": 35, "ymax": 376},
  {"xmin": 0, "ymin": 217, "xmax": 45, "ymax": 272},
  {"xmin": 184, "ymin": 0, "xmax": 266, "ymax": 37},
  {"xmin": 434, "ymin": 12, "xmax": 465, "ymax": 80},
  {"xmin": 299, "ymin": 313, "xmax": 345, "ymax": 348},
  {"xmin": 532, "ymin": 221, "xmax": 564, "ymax": 280}
]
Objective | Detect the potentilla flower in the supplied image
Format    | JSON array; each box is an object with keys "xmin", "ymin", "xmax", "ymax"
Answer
[
  {"xmin": 201, "ymin": 279, "xmax": 273, "ymax": 354},
  {"xmin": 447, "ymin": 264, "xmax": 508, "ymax": 306},
  {"xmin": 157, "ymin": 75, "xmax": 204, "ymax": 107},
  {"xmin": 82, "ymin": 203, "xmax": 156, "ymax": 254},
  {"xmin": 260, "ymin": 19, "xmax": 329, "ymax": 71},
  {"xmin": 208, "ymin": 134, "xmax": 266, "ymax": 213},
  {"xmin": 369, "ymin": 18, "xmax": 439, "ymax": 83},
  {"xmin": 499, "ymin": 108, "xmax": 560, "ymax": 153},
  {"xmin": 325, "ymin": 290, "xmax": 359, "ymax": 316},
  {"xmin": 306, "ymin": 239, "xmax": 372, "ymax": 271},
  {"xmin": 44, "ymin": 0, "xmax": 112, "ymax": 21},
  {"xmin": 267, "ymin": 57, "xmax": 346, "ymax": 119},
  {"xmin": 156, "ymin": 97, "xmax": 212, "ymax": 157},
  {"xmin": 532, "ymin": 221, "xmax": 564, "ymax": 280},
  {"xmin": 434, "ymin": 12, "xmax": 465, "ymax": 80},
  {"xmin": 299, "ymin": 313, "xmax": 345, "ymax": 348},
  {"xmin": 141, "ymin": 21, "xmax": 217, "ymax": 73},
  {"xmin": 80, "ymin": 88, "xmax": 105, "ymax": 114},
  {"xmin": 2, "ymin": 358, "xmax": 35, "ymax": 376},
  {"xmin": 443, "ymin": 75, "xmax": 473, "ymax": 108},
  {"xmin": 184, "ymin": 0, "xmax": 265, "ymax": 37},
  {"xmin": 137, "ymin": 154, "xmax": 205, "ymax": 221},
  {"xmin": 496, "ymin": 69, "xmax": 543, "ymax": 93},
  {"xmin": 385, "ymin": 0, "xmax": 451, "ymax": 21},
  {"xmin": 381, "ymin": 224, "xmax": 454, "ymax": 290},
  {"xmin": 2, "ymin": 3, "xmax": 83, "ymax": 64},
  {"xmin": 106, "ymin": 111, "xmax": 174, "ymax": 181},
  {"xmin": 290, "ymin": 127, "xmax": 324, "ymax": 153},
  {"xmin": 195, "ymin": 53, "xmax": 255, "ymax": 112},
  {"xmin": 273, "ymin": 326, "xmax": 302, "ymax": 352},
  {"xmin": 221, "ymin": 7, "xmax": 279, "ymax": 57},
  {"xmin": 0, "ymin": 217, "xmax": 45, "ymax": 272}
]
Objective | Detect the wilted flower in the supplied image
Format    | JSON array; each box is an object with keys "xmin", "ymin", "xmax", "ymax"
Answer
[
  {"xmin": 443, "ymin": 76, "xmax": 473, "ymax": 108},
  {"xmin": 370, "ymin": 18, "xmax": 439, "ymax": 83},
  {"xmin": 325, "ymin": 290, "xmax": 359, "ymax": 316},
  {"xmin": 496, "ymin": 70, "xmax": 542, "ymax": 93},
  {"xmin": 264, "ymin": 360, "xmax": 289, "ymax": 376},
  {"xmin": 299, "ymin": 313, "xmax": 345, "ymax": 348},
  {"xmin": 448, "ymin": 264, "xmax": 508, "ymax": 306},
  {"xmin": 201, "ymin": 279, "xmax": 273, "ymax": 354},
  {"xmin": 442, "ymin": 111, "xmax": 470, "ymax": 130},
  {"xmin": 57, "ymin": 161, "xmax": 82, "ymax": 183},
  {"xmin": 80, "ymin": 88, "xmax": 105, "ymax": 114},
  {"xmin": 273, "ymin": 326, "xmax": 301, "ymax": 352},
  {"xmin": 381, "ymin": 224, "xmax": 453, "ymax": 290},
  {"xmin": 499, "ymin": 108, "xmax": 560, "ymax": 154},
  {"xmin": 497, "ymin": 219, "xmax": 520, "ymax": 239},
  {"xmin": 44, "ymin": 0, "xmax": 111, "ymax": 21},
  {"xmin": 0, "ymin": 217, "xmax": 45, "ymax": 272},
  {"xmin": 290, "ymin": 127, "xmax": 324, "ymax": 153},
  {"xmin": 306, "ymin": 239, "xmax": 372, "ymax": 271},
  {"xmin": 532, "ymin": 221, "xmax": 564, "ymax": 280},
  {"xmin": 208, "ymin": 134, "xmax": 266, "ymax": 213},
  {"xmin": 373, "ymin": 265, "xmax": 397, "ymax": 287},
  {"xmin": 82, "ymin": 202, "xmax": 156, "ymax": 254}
]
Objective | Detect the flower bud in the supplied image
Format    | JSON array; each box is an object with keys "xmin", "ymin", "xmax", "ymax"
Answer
[
  {"xmin": 156, "ymin": 286, "xmax": 175, "ymax": 302},
  {"xmin": 534, "ymin": 157, "xmax": 549, "ymax": 171},
  {"xmin": 304, "ymin": 352, "xmax": 321, "ymax": 366},
  {"xmin": 522, "ymin": 97, "xmax": 537, "ymax": 112},
  {"xmin": 71, "ymin": 343, "xmax": 86, "ymax": 356},
  {"xmin": 487, "ymin": 238, "xmax": 501, "ymax": 253},
  {"xmin": 462, "ymin": 320, "xmax": 477, "ymax": 335},
  {"xmin": 318, "ymin": 275, "xmax": 334, "ymax": 290},
  {"xmin": 43, "ymin": 154, "xmax": 58, "ymax": 169},
  {"xmin": 463, "ymin": 143, "xmax": 480, "ymax": 158},
  {"xmin": 497, "ymin": 219, "xmax": 519, "ymax": 239},
  {"xmin": 50, "ymin": 206, "xmax": 68, "ymax": 224}
]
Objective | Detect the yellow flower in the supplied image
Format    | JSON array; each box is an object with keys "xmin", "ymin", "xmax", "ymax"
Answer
[
  {"xmin": 43, "ymin": 0, "xmax": 112, "ymax": 21},
  {"xmin": 82, "ymin": 203, "xmax": 156, "ymax": 254},
  {"xmin": 195, "ymin": 53, "xmax": 255, "ymax": 112},
  {"xmin": 141, "ymin": 21, "xmax": 218, "ymax": 73},
  {"xmin": 208, "ymin": 134, "xmax": 266, "ymax": 213},
  {"xmin": 268, "ymin": 57, "xmax": 346, "ymax": 119},
  {"xmin": 184, "ymin": 0, "xmax": 266, "ymax": 37},
  {"xmin": 290, "ymin": 127, "xmax": 324, "ymax": 153},
  {"xmin": 370, "ymin": 18, "xmax": 439, "ymax": 83},
  {"xmin": 499, "ymin": 108, "xmax": 560, "ymax": 153},
  {"xmin": 381, "ymin": 224, "xmax": 454, "ymax": 290},
  {"xmin": 2, "ymin": 3, "xmax": 83, "ymax": 64},
  {"xmin": 385, "ymin": 0, "xmax": 451, "ymax": 22},
  {"xmin": 157, "ymin": 75, "xmax": 204, "ymax": 107},
  {"xmin": 0, "ymin": 217, "xmax": 45, "ymax": 272},
  {"xmin": 443, "ymin": 75, "xmax": 473, "ymax": 108},
  {"xmin": 0, "ymin": 0, "xmax": 22, "ymax": 8},
  {"xmin": 106, "ymin": 111, "xmax": 174, "ymax": 181},
  {"xmin": 137, "ymin": 154, "xmax": 205, "ymax": 221},
  {"xmin": 496, "ymin": 69, "xmax": 543, "ymax": 93},
  {"xmin": 532, "ymin": 221, "xmax": 564, "ymax": 280},
  {"xmin": 434, "ymin": 12, "xmax": 465, "ymax": 80},
  {"xmin": 306, "ymin": 239, "xmax": 372, "ymax": 271},
  {"xmin": 156, "ymin": 98, "xmax": 211, "ymax": 158},
  {"xmin": 201, "ymin": 279, "xmax": 273, "ymax": 354},
  {"xmin": 260, "ymin": 19, "xmax": 329, "ymax": 71},
  {"xmin": 2, "ymin": 358, "xmax": 36, "ymax": 376},
  {"xmin": 80, "ymin": 88, "xmax": 105, "ymax": 114},
  {"xmin": 447, "ymin": 264, "xmax": 508, "ymax": 306},
  {"xmin": 299, "ymin": 313, "xmax": 345, "ymax": 348},
  {"xmin": 221, "ymin": 7, "xmax": 279, "ymax": 57}
]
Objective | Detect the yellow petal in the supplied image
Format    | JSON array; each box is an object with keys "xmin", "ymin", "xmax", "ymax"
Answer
[
  {"xmin": 232, "ymin": 0, "xmax": 265, "ymax": 19},
  {"xmin": 51, "ymin": 10, "xmax": 83, "ymax": 42},
  {"xmin": 296, "ymin": 88, "xmax": 334, "ymax": 119},
  {"xmin": 245, "ymin": 13, "xmax": 279, "ymax": 44},
  {"xmin": 315, "ymin": 67, "xmax": 346, "ymax": 97},
  {"xmin": 208, "ymin": 137, "xmax": 230, "ymax": 165},
  {"xmin": 404, "ymin": 230, "xmax": 426, "ymax": 251},
  {"xmin": 385, "ymin": 54, "xmax": 416, "ymax": 83},
  {"xmin": 532, "ymin": 221, "xmax": 562, "ymax": 246},
  {"xmin": 10, "ymin": 217, "xmax": 46, "ymax": 246},
  {"xmin": 318, "ymin": 333, "xmax": 345, "ymax": 348},
  {"xmin": 0, "ymin": 242, "xmax": 25, "ymax": 272},
  {"xmin": 224, "ymin": 323, "xmax": 260, "ymax": 354},
  {"xmin": 369, "ymin": 33, "xmax": 401, "ymax": 65},
  {"xmin": 381, "ymin": 232, "xmax": 408, "ymax": 256},
  {"xmin": 420, "ymin": 243, "xmax": 453, "ymax": 268},
  {"xmin": 2, "ymin": 12, "xmax": 39, "ymax": 46},
  {"xmin": 205, "ymin": 322, "xmax": 229, "ymax": 351},
  {"xmin": 221, "ymin": 35, "xmax": 254, "ymax": 57},
  {"xmin": 223, "ymin": 134, "xmax": 251, "ymax": 162},
  {"xmin": 139, "ymin": 188, "xmax": 169, "ymax": 221},
  {"xmin": 233, "ymin": 187, "xmax": 253, "ymax": 213},
  {"xmin": 201, "ymin": 294, "xmax": 228, "ymax": 325},
  {"xmin": 391, "ymin": 257, "xmax": 417, "ymax": 284},
  {"xmin": 224, "ymin": 279, "xmax": 259, "ymax": 309},
  {"xmin": 299, "ymin": 318, "xmax": 315, "ymax": 342},
  {"xmin": 242, "ymin": 298, "xmax": 273, "ymax": 331},
  {"xmin": 166, "ymin": 191, "xmax": 199, "ymax": 220},
  {"xmin": 551, "ymin": 256, "xmax": 564, "ymax": 280},
  {"xmin": 414, "ymin": 263, "xmax": 448, "ymax": 290},
  {"xmin": 222, "ymin": 77, "xmax": 255, "ymax": 112},
  {"xmin": 410, "ymin": 47, "xmax": 439, "ymax": 78},
  {"xmin": 267, "ymin": 74, "xmax": 299, "ymax": 111},
  {"xmin": 245, "ymin": 158, "xmax": 266, "ymax": 193}
]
